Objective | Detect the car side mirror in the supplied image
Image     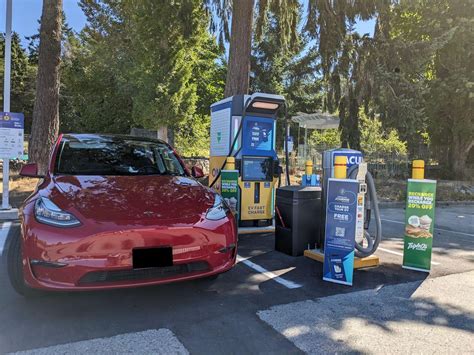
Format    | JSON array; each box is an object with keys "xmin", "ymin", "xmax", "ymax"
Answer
[
  {"xmin": 191, "ymin": 166, "xmax": 204, "ymax": 178},
  {"xmin": 19, "ymin": 163, "xmax": 43, "ymax": 178}
]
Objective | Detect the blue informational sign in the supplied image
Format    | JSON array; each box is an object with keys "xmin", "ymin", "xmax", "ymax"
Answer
[
  {"xmin": 323, "ymin": 178, "xmax": 359, "ymax": 286},
  {"xmin": 333, "ymin": 150, "xmax": 363, "ymax": 169},
  {"xmin": 242, "ymin": 116, "xmax": 274, "ymax": 155},
  {"xmin": 286, "ymin": 135, "xmax": 293, "ymax": 153},
  {"xmin": 0, "ymin": 112, "xmax": 25, "ymax": 159}
]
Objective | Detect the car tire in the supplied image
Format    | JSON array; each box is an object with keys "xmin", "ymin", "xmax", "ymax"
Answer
[{"xmin": 7, "ymin": 231, "xmax": 37, "ymax": 297}]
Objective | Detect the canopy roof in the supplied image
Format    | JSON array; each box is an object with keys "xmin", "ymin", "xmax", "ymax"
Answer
[{"xmin": 292, "ymin": 112, "xmax": 340, "ymax": 129}]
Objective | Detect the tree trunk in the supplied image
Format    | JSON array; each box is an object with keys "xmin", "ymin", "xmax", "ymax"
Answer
[
  {"xmin": 224, "ymin": 0, "xmax": 254, "ymax": 97},
  {"xmin": 450, "ymin": 137, "xmax": 472, "ymax": 180},
  {"xmin": 29, "ymin": 0, "xmax": 63, "ymax": 174}
]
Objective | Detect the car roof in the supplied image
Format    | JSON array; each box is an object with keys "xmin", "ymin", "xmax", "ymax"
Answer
[{"xmin": 61, "ymin": 133, "xmax": 169, "ymax": 146}]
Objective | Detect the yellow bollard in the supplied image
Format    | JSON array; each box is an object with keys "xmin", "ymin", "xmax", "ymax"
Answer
[
  {"xmin": 412, "ymin": 160, "xmax": 425, "ymax": 180},
  {"xmin": 334, "ymin": 155, "xmax": 347, "ymax": 179},
  {"xmin": 305, "ymin": 160, "xmax": 313, "ymax": 176},
  {"xmin": 225, "ymin": 156, "xmax": 235, "ymax": 170}
]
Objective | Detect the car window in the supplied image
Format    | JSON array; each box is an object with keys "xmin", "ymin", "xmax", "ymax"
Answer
[{"xmin": 55, "ymin": 137, "xmax": 185, "ymax": 176}]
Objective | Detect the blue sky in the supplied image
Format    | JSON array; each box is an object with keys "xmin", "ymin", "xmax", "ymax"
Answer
[{"xmin": 0, "ymin": 0, "xmax": 375, "ymax": 49}]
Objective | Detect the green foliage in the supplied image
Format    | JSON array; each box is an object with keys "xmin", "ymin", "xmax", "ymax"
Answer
[
  {"xmin": 60, "ymin": 0, "xmax": 225, "ymax": 157},
  {"xmin": 309, "ymin": 129, "xmax": 341, "ymax": 147},
  {"xmin": 0, "ymin": 33, "xmax": 37, "ymax": 132},
  {"xmin": 359, "ymin": 112, "xmax": 407, "ymax": 156}
]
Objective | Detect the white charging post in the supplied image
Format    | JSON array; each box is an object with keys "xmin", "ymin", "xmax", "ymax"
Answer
[{"xmin": 1, "ymin": 0, "xmax": 12, "ymax": 210}]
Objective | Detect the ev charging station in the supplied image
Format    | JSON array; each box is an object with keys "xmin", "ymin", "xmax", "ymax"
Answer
[
  {"xmin": 209, "ymin": 93, "xmax": 285, "ymax": 230},
  {"xmin": 209, "ymin": 92, "xmax": 382, "ymax": 285}
]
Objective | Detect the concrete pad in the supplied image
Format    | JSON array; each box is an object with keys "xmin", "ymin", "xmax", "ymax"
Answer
[
  {"xmin": 9, "ymin": 329, "xmax": 188, "ymax": 355},
  {"xmin": 258, "ymin": 271, "xmax": 474, "ymax": 354},
  {"xmin": 0, "ymin": 208, "xmax": 18, "ymax": 221}
]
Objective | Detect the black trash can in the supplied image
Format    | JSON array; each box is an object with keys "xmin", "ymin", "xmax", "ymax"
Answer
[{"xmin": 275, "ymin": 186, "xmax": 322, "ymax": 256}]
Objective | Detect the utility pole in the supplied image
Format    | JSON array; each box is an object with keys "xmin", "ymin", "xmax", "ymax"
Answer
[{"xmin": 1, "ymin": 0, "xmax": 12, "ymax": 210}]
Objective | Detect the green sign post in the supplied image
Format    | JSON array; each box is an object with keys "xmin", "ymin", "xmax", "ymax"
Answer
[
  {"xmin": 403, "ymin": 179, "xmax": 437, "ymax": 272},
  {"xmin": 221, "ymin": 170, "xmax": 239, "ymax": 221}
]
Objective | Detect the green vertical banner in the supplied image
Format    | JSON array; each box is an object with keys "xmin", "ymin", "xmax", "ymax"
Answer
[
  {"xmin": 221, "ymin": 170, "xmax": 240, "ymax": 221},
  {"xmin": 403, "ymin": 179, "xmax": 437, "ymax": 272}
]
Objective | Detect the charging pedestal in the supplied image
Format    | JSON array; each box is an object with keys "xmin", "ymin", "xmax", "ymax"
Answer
[
  {"xmin": 304, "ymin": 149, "xmax": 380, "ymax": 270},
  {"xmin": 209, "ymin": 93, "xmax": 285, "ymax": 234}
]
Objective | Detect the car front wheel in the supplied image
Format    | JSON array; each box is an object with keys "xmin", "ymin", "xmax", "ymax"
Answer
[{"xmin": 7, "ymin": 232, "xmax": 37, "ymax": 297}]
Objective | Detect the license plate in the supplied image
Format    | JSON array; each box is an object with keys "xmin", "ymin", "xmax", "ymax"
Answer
[{"xmin": 133, "ymin": 247, "xmax": 173, "ymax": 269}]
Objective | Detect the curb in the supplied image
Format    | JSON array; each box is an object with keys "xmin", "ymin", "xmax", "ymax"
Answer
[{"xmin": 0, "ymin": 208, "xmax": 19, "ymax": 221}]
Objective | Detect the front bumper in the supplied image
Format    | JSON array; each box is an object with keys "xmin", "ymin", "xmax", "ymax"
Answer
[{"xmin": 21, "ymin": 214, "xmax": 237, "ymax": 291}]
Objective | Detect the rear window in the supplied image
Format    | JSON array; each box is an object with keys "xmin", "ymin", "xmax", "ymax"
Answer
[{"xmin": 55, "ymin": 136, "xmax": 185, "ymax": 176}]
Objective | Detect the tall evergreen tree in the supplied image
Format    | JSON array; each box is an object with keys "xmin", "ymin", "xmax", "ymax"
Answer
[{"xmin": 29, "ymin": 0, "xmax": 63, "ymax": 173}]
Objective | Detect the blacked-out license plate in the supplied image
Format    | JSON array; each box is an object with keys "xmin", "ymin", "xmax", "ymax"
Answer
[{"xmin": 133, "ymin": 247, "xmax": 173, "ymax": 269}]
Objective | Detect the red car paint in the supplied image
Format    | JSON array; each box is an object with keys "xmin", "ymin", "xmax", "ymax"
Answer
[{"xmin": 19, "ymin": 134, "xmax": 237, "ymax": 291}]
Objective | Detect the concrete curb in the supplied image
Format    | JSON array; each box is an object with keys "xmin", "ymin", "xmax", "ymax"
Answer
[
  {"xmin": 379, "ymin": 200, "xmax": 474, "ymax": 208},
  {"xmin": 0, "ymin": 208, "xmax": 19, "ymax": 220}
]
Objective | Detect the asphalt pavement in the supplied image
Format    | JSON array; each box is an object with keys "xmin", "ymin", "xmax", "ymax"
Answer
[{"xmin": 0, "ymin": 205, "xmax": 473, "ymax": 354}]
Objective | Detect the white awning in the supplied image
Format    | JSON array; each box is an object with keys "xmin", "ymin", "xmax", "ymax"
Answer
[{"xmin": 292, "ymin": 112, "xmax": 340, "ymax": 129}]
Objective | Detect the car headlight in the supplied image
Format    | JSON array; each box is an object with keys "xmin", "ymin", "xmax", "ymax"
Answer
[
  {"xmin": 206, "ymin": 194, "xmax": 230, "ymax": 220},
  {"xmin": 34, "ymin": 197, "xmax": 81, "ymax": 227}
]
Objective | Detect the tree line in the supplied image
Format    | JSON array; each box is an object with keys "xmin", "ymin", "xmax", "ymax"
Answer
[{"xmin": 0, "ymin": 0, "xmax": 472, "ymax": 178}]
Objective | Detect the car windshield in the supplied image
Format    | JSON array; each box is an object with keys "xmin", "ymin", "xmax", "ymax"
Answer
[{"xmin": 55, "ymin": 136, "xmax": 185, "ymax": 176}]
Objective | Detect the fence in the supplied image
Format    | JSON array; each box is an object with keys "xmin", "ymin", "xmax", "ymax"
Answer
[{"xmin": 289, "ymin": 143, "xmax": 427, "ymax": 179}]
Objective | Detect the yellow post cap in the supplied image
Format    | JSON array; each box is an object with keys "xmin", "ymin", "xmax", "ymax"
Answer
[
  {"xmin": 334, "ymin": 155, "xmax": 347, "ymax": 179},
  {"xmin": 305, "ymin": 160, "xmax": 313, "ymax": 175},
  {"xmin": 225, "ymin": 156, "xmax": 235, "ymax": 170},
  {"xmin": 412, "ymin": 159, "xmax": 425, "ymax": 180}
]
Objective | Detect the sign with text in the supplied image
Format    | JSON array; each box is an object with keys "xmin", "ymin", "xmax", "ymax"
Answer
[
  {"xmin": 323, "ymin": 178, "xmax": 358, "ymax": 286},
  {"xmin": 0, "ymin": 112, "xmax": 24, "ymax": 159},
  {"xmin": 221, "ymin": 170, "xmax": 240, "ymax": 221},
  {"xmin": 403, "ymin": 179, "xmax": 437, "ymax": 272}
]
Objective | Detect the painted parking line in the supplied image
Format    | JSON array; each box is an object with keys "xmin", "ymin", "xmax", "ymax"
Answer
[
  {"xmin": 378, "ymin": 247, "xmax": 440, "ymax": 265},
  {"xmin": 381, "ymin": 218, "xmax": 474, "ymax": 237},
  {"xmin": 9, "ymin": 329, "xmax": 189, "ymax": 355},
  {"xmin": 0, "ymin": 221, "xmax": 12, "ymax": 255},
  {"xmin": 237, "ymin": 255, "xmax": 303, "ymax": 289}
]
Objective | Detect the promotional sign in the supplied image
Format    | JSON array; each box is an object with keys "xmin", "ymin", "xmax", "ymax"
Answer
[
  {"xmin": 0, "ymin": 112, "xmax": 24, "ymax": 159},
  {"xmin": 323, "ymin": 178, "xmax": 358, "ymax": 286},
  {"xmin": 286, "ymin": 136, "xmax": 293, "ymax": 153},
  {"xmin": 403, "ymin": 179, "xmax": 437, "ymax": 272},
  {"xmin": 221, "ymin": 170, "xmax": 240, "ymax": 220}
]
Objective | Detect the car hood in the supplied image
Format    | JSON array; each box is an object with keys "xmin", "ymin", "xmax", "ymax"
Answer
[{"xmin": 51, "ymin": 175, "xmax": 215, "ymax": 222}]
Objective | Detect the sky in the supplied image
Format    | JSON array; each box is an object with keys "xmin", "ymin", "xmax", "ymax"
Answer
[{"xmin": 0, "ymin": 0, "xmax": 376, "ymax": 50}]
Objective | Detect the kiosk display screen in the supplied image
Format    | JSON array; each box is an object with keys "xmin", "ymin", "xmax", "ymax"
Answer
[
  {"xmin": 244, "ymin": 119, "xmax": 273, "ymax": 151},
  {"xmin": 242, "ymin": 157, "xmax": 273, "ymax": 181}
]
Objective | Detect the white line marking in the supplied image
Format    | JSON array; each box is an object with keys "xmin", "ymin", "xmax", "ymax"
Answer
[
  {"xmin": 0, "ymin": 221, "xmax": 12, "ymax": 254},
  {"xmin": 381, "ymin": 218, "xmax": 474, "ymax": 237},
  {"xmin": 237, "ymin": 255, "xmax": 303, "ymax": 289},
  {"xmin": 378, "ymin": 247, "xmax": 440, "ymax": 265}
]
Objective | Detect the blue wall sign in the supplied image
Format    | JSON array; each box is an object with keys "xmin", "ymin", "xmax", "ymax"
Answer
[
  {"xmin": 333, "ymin": 150, "xmax": 363, "ymax": 169},
  {"xmin": 0, "ymin": 112, "xmax": 25, "ymax": 159},
  {"xmin": 323, "ymin": 178, "xmax": 359, "ymax": 286}
]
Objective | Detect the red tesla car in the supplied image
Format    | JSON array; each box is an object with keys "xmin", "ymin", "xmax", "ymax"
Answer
[{"xmin": 8, "ymin": 134, "xmax": 237, "ymax": 295}]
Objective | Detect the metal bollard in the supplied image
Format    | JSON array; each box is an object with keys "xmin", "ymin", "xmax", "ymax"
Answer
[
  {"xmin": 412, "ymin": 160, "xmax": 425, "ymax": 180},
  {"xmin": 334, "ymin": 155, "xmax": 347, "ymax": 179}
]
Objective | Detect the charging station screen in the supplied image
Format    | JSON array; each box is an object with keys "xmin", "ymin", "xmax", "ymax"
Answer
[
  {"xmin": 244, "ymin": 119, "xmax": 273, "ymax": 151},
  {"xmin": 242, "ymin": 157, "xmax": 273, "ymax": 181}
]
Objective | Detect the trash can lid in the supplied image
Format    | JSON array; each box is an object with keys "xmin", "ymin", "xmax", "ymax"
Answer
[{"xmin": 276, "ymin": 185, "xmax": 321, "ymax": 199}]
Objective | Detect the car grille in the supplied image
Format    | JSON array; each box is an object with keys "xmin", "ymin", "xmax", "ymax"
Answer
[{"xmin": 78, "ymin": 261, "xmax": 209, "ymax": 285}]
